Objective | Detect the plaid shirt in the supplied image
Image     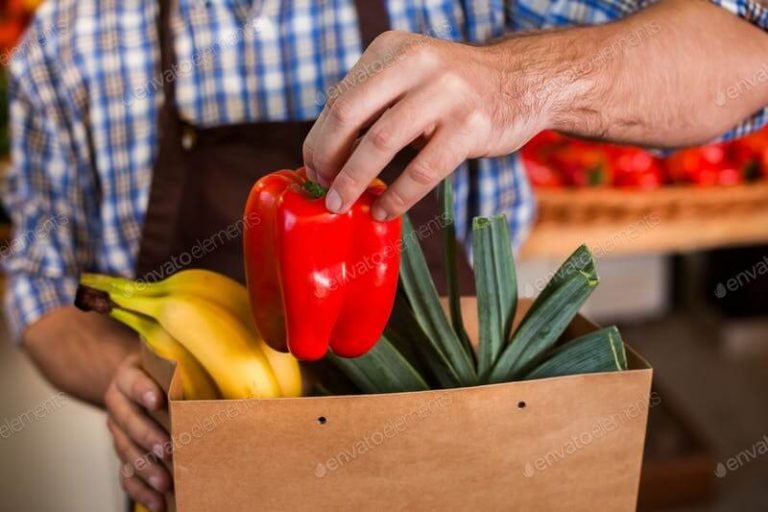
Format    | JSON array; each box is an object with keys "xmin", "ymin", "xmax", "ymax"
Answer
[{"xmin": 3, "ymin": 0, "xmax": 768, "ymax": 339}]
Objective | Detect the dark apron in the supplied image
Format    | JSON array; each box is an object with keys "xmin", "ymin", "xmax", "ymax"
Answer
[
  {"xmin": 130, "ymin": 3, "xmax": 474, "ymax": 508},
  {"xmin": 136, "ymin": 0, "xmax": 475, "ymax": 291}
]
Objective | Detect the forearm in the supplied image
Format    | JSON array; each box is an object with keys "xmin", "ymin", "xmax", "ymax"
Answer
[
  {"xmin": 26, "ymin": 307, "xmax": 175, "ymax": 509},
  {"xmin": 22, "ymin": 306, "xmax": 138, "ymax": 406},
  {"xmin": 498, "ymin": 0, "xmax": 768, "ymax": 147}
]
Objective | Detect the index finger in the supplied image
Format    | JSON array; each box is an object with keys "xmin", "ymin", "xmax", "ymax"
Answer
[
  {"xmin": 374, "ymin": 127, "xmax": 468, "ymax": 220},
  {"xmin": 303, "ymin": 35, "xmax": 421, "ymax": 187}
]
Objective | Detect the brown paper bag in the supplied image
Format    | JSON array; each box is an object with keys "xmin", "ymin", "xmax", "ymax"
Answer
[{"xmin": 143, "ymin": 298, "xmax": 652, "ymax": 511}]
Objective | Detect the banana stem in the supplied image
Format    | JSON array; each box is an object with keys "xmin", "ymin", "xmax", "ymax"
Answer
[
  {"xmin": 74, "ymin": 285, "xmax": 114, "ymax": 314},
  {"xmin": 81, "ymin": 273, "xmax": 158, "ymax": 297}
]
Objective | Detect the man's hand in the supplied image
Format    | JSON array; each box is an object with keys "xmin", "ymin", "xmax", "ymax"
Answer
[
  {"xmin": 105, "ymin": 354, "xmax": 172, "ymax": 512},
  {"xmin": 304, "ymin": 0, "xmax": 768, "ymax": 220},
  {"xmin": 303, "ymin": 31, "xmax": 546, "ymax": 221}
]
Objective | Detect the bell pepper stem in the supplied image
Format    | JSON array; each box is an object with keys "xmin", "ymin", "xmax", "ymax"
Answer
[{"xmin": 302, "ymin": 180, "xmax": 328, "ymax": 199}]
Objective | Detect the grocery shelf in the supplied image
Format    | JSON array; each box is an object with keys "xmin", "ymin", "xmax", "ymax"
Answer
[{"xmin": 521, "ymin": 184, "xmax": 768, "ymax": 259}]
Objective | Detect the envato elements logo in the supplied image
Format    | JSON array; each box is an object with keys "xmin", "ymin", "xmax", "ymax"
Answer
[
  {"xmin": 314, "ymin": 394, "xmax": 453, "ymax": 478},
  {"xmin": 523, "ymin": 391, "xmax": 661, "ymax": 477},
  {"xmin": 0, "ymin": 392, "xmax": 69, "ymax": 440},
  {"xmin": 0, "ymin": 214, "xmax": 69, "ymax": 261},
  {"xmin": 714, "ymin": 255, "xmax": 768, "ymax": 298},
  {"xmin": 715, "ymin": 62, "xmax": 768, "ymax": 107},
  {"xmin": 0, "ymin": 21, "xmax": 69, "ymax": 67},
  {"xmin": 110, "ymin": 212, "xmax": 261, "ymax": 297},
  {"xmin": 714, "ymin": 434, "xmax": 768, "ymax": 478}
]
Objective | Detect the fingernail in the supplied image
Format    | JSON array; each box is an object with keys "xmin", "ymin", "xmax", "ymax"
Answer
[
  {"xmin": 149, "ymin": 475, "xmax": 165, "ymax": 492},
  {"xmin": 143, "ymin": 391, "xmax": 158, "ymax": 409},
  {"xmin": 305, "ymin": 166, "xmax": 317, "ymax": 182},
  {"xmin": 325, "ymin": 189, "xmax": 342, "ymax": 212},
  {"xmin": 121, "ymin": 463, "xmax": 135, "ymax": 478},
  {"xmin": 372, "ymin": 206, "xmax": 388, "ymax": 222},
  {"xmin": 153, "ymin": 443, "xmax": 166, "ymax": 459}
]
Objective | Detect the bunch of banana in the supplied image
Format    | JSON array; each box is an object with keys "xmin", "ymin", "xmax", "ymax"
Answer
[{"xmin": 76, "ymin": 269, "xmax": 302, "ymax": 400}]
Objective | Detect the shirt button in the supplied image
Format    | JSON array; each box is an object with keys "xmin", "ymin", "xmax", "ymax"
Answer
[{"xmin": 181, "ymin": 126, "xmax": 197, "ymax": 151}]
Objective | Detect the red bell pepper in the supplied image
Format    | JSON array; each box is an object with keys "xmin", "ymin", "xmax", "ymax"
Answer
[{"xmin": 243, "ymin": 168, "xmax": 402, "ymax": 361}]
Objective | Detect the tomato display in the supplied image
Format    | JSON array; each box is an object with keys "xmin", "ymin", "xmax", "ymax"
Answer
[{"xmin": 522, "ymin": 127, "xmax": 768, "ymax": 189}]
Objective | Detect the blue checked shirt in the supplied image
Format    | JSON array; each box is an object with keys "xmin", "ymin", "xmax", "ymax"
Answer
[{"xmin": 4, "ymin": 0, "xmax": 768, "ymax": 338}]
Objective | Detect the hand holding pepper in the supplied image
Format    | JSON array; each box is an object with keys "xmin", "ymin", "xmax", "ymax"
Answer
[
  {"xmin": 302, "ymin": 31, "xmax": 546, "ymax": 221},
  {"xmin": 304, "ymin": 2, "xmax": 768, "ymax": 219}
]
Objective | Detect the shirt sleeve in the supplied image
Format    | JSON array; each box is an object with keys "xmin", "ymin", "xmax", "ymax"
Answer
[
  {"xmin": 2, "ymin": 46, "xmax": 86, "ymax": 341},
  {"xmin": 709, "ymin": 0, "xmax": 768, "ymax": 140}
]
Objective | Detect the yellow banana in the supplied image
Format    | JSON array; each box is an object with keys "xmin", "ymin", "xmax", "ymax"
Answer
[
  {"xmin": 83, "ymin": 270, "xmax": 303, "ymax": 397},
  {"xmin": 81, "ymin": 269, "xmax": 253, "ymax": 322},
  {"xmin": 109, "ymin": 308, "xmax": 220, "ymax": 401},
  {"xmin": 111, "ymin": 293, "xmax": 281, "ymax": 399},
  {"xmin": 260, "ymin": 344, "xmax": 303, "ymax": 397}
]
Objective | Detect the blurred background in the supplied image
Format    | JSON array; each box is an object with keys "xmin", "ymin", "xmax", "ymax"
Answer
[
  {"xmin": 0, "ymin": 1, "xmax": 126, "ymax": 511},
  {"xmin": 517, "ymin": 129, "xmax": 768, "ymax": 511},
  {"xmin": 1, "ymin": 1, "xmax": 767, "ymax": 511}
]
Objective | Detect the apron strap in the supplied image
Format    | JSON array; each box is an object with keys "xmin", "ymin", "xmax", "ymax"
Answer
[
  {"xmin": 353, "ymin": 0, "xmax": 391, "ymax": 48},
  {"xmin": 158, "ymin": 0, "xmax": 178, "ymax": 116},
  {"xmin": 136, "ymin": 0, "xmax": 187, "ymax": 277}
]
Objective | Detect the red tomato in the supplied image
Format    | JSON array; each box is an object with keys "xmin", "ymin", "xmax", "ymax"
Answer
[
  {"xmin": 730, "ymin": 128, "xmax": 768, "ymax": 182},
  {"xmin": 523, "ymin": 157, "xmax": 564, "ymax": 188},
  {"xmin": 609, "ymin": 147, "xmax": 664, "ymax": 190},
  {"xmin": 525, "ymin": 130, "xmax": 564, "ymax": 152},
  {"xmin": 666, "ymin": 144, "xmax": 742, "ymax": 186},
  {"xmin": 520, "ymin": 131, "xmax": 567, "ymax": 188},
  {"xmin": 549, "ymin": 141, "xmax": 613, "ymax": 187}
]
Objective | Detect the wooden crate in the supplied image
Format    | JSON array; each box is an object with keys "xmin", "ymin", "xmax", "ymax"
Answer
[{"xmin": 522, "ymin": 184, "xmax": 768, "ymax": 259}]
